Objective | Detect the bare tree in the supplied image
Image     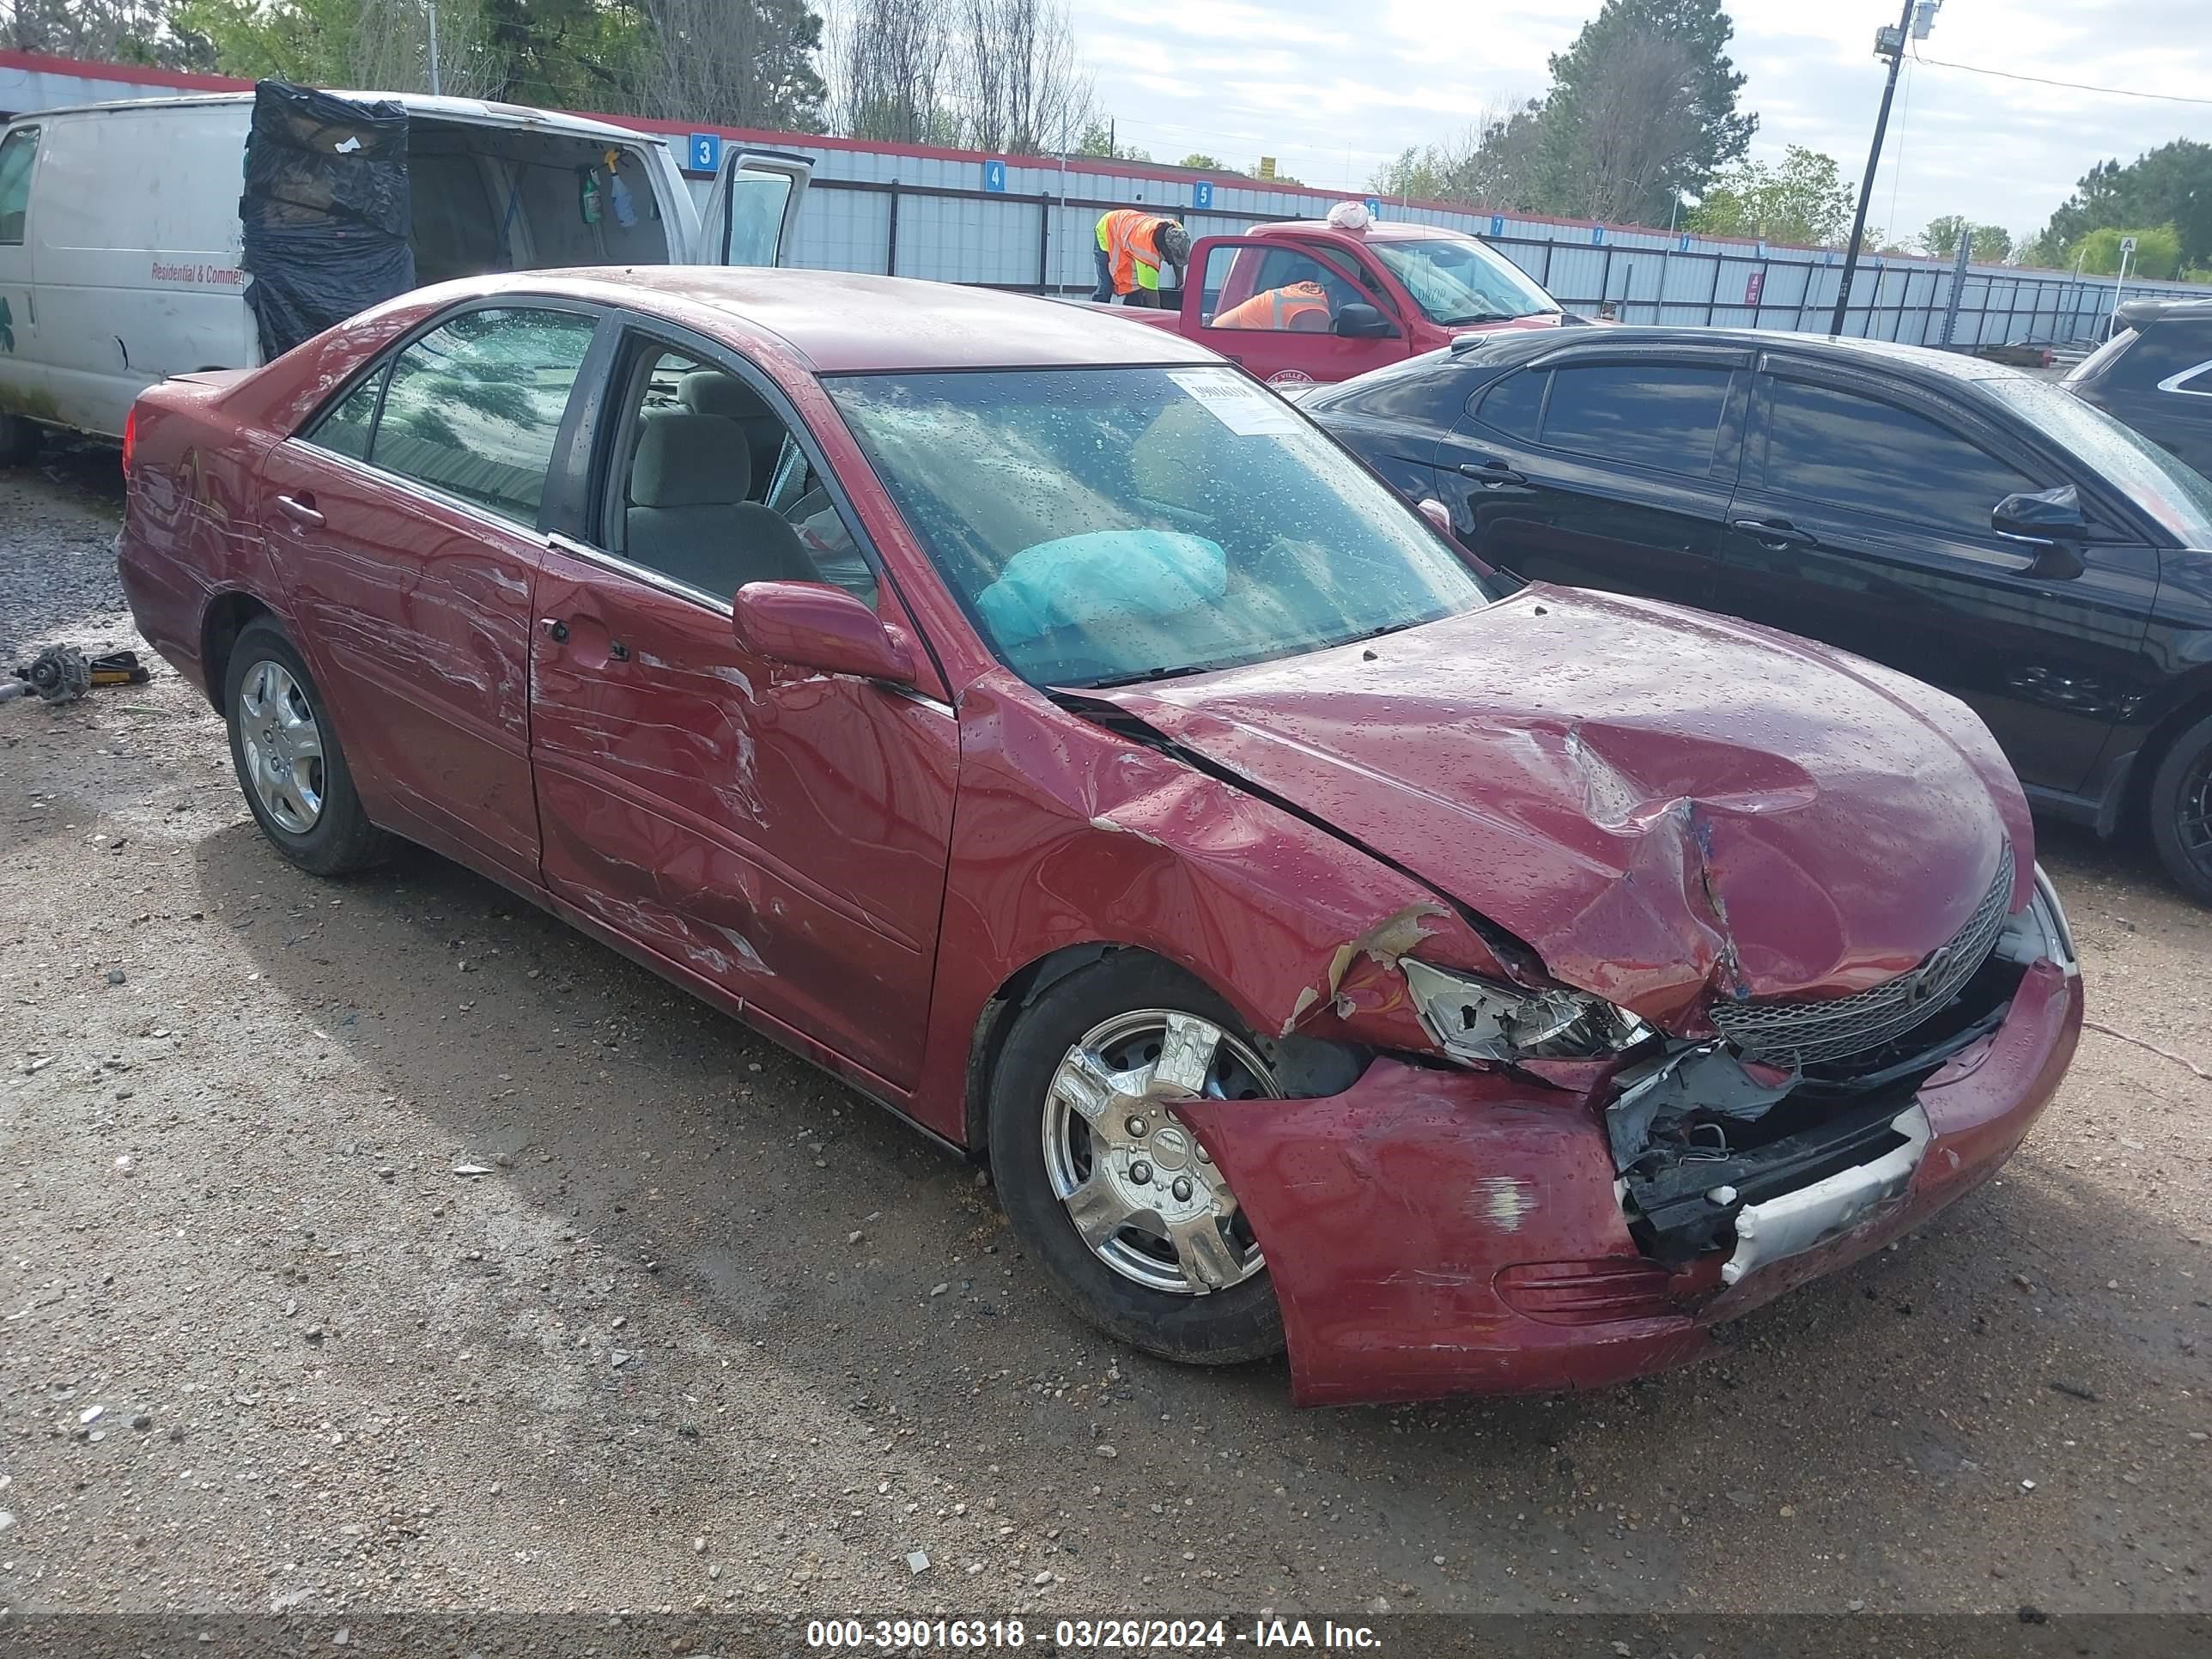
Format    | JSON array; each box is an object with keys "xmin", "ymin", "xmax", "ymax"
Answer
[
  {"xmin": 337, "ymin": 0, "xmax": 502, "ymax": 98},
  {"xmin": 951, "ymin": 0, "xmax": 1092, "ymax": 153},
  {"xmin": 639, "ymin": 0, "xmax": 828, "ymax": 129},
  {"xmin": 825, "ymin": 0, "xmax": 956, "ymax": 143}
]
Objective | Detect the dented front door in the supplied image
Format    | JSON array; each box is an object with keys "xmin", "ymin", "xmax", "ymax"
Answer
[{"xmin": 526, "ymin": 544, "xmax": 958, "ymax": 1089}]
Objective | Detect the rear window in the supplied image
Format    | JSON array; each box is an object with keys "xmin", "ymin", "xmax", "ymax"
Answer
[
  {"xmin": 2063, "ymin": 330, "xmax": 2134, "ymax": 386},
  {"xmin": 1541, "ymin": 362, "xmax": 1732, "ymax": 476}
]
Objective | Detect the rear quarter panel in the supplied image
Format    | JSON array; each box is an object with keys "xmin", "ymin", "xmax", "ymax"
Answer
[{"xmin": 117, "ymin": 376, "xmax": 286, "ymax": 699}]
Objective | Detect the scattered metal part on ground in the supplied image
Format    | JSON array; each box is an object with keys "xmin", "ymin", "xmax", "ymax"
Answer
[{"xmin": 3, "ymin": 644, "xmax": 149, "ymax": 706}]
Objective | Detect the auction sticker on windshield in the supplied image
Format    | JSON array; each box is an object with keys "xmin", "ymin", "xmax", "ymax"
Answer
[{"xmin": 1168, "ymin": 368, "xmax": 1301, "ymax": 436}]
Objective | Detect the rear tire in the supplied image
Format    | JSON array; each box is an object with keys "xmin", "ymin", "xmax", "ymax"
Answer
[
  {"xmin": 0, "ymin": 414, "xmax": 43, "ymax": 467},
  {"xmin": 223, "ymin": 618, "xmax": 392, "ymax": 877},
  {"xmin": 2149, "ymin": 714, "xmax": 2212, "ymax": 904},
  {"xmin": 988, "ymin": 952, "xmax": 1286, "ymax": 1366}
]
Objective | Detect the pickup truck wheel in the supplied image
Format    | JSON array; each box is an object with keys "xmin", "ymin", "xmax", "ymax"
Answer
[
  {"xmin": 2148, "ymin": 713, "xmax": 2212, "ymax": 903},
  {"xmin": 224, "ymin": 619, "xmax": 392, "ymax": 877},
  {"xmin": 988, "ymin": 953, "xmax": 1285, "ymax": 1366},
  {"xmin": 0, "ymin": 414, "xmax": 42, "ymax": 466}
]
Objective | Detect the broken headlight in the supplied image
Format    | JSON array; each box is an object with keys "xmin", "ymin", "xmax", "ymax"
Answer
[{"xmin": 1401, "ymin": 958, "xmax": 1650, "ymax": 1065}]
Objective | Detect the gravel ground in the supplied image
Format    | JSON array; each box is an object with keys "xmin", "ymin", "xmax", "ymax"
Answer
[{"xmin": 0, "ymin": 456, "xmax": 2204, "ymax": 1632}]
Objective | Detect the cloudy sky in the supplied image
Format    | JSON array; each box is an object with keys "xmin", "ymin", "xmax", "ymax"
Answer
[{"xmin": 1072, "ymin": 0, "xmax": 2212, "ymax": 244}]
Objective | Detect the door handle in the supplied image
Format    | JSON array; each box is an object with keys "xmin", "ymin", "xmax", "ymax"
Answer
[
  {"xmin": 273, "ymin": 492, "xmax": 323, "ymax": 528},
  {"xmin": 539, "ymin": 617, "xmax": 569, "ymax": 643},
  {"xmin": 1729, "ymin": 516, "xmax": 1814, "ymax": 550},
  {"xmin": 1458, "ymin": 459, "xmax": 1527, "ymax": 487},
  {"xmin": 607, "ymin": 639, "xmax": 630, "ymax": 662}
]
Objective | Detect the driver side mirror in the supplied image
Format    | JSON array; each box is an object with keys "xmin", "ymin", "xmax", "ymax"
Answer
[
  {"xmin": 732, "ymin": 580, "xmax": 916, "ymax": 684},
  {"xmin": 1334, "ymin": 302, "xmax": 1395, "ymax": 339},
  {"xmin": 1991, "ymin": 485, "xmax": 2088, "ymax": 580}
]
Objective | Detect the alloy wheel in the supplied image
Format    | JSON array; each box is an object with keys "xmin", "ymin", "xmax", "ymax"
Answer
[
  {"xmin": 1040, "ymin": 1009, "xmax": 1274, "ymax": 1296},
  {"xmin": 237, "ymin": 658, "xmax": 325, "ymax": 835}
]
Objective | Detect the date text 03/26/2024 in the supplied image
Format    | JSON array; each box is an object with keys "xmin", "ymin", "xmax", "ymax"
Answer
[{"xmin": 804, "ymin": 1618, "xmax": 1383, "ymax": 1650}]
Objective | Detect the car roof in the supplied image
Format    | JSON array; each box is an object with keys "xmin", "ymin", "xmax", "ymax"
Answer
[
  {"xmin": 19, "ymin": 90, "xmax": 662, "ymax": 146},
  {"xmin": 513, "ymin": 267, "xmax": 1225, "ymax": 374},
  {"xmin": 1266, "ymin": 220, "xmax": 1466, "ymax": 242},
  {"xmin": 2115, "ymin": 295, "xmax": 2212, "ymax": 331},
  {"xmin": 1460, "ymin": 324, "xmax": 2036, "ymax": 383}
]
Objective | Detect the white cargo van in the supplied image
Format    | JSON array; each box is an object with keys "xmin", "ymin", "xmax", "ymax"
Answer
[{"xmin": 0, "ymin": 82, "xmax": 808, "ymax": 456}]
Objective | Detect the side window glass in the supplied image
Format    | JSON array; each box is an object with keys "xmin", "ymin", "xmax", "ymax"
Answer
[
  {"xmin": 610, "ymin": 343, "xmax": 876, "ymax": 607},
  {"xmin": 1474, "ymin": 369, "xmax": 1546, "ymax": 441},
  {"xmin": 1540, "ymin": 363, "xmax": 1732, "ymax": 475},
  {"xmin": 309, "ymin": 369, "xmax": 386, "ymax": 461},
  {"xmin": 0, "ymin": 126, "xmax": 40, "ymax": 244},
  {"xmin": 1765, "ymin": 380, "xmax": 2037, "ymax": 538},
  {"xmin": 370, "ymin": 307, "xmax": 596, "ymax": 525},
  {"xmin": 1203, "ymin": 245, "xmax": 1348, "ymax": 332}
]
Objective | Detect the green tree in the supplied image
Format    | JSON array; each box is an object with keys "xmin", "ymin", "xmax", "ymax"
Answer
[
  {"xmin": 2071, "ymin": 225, "xmax": 2184, "ymax": 281},
  {"xmin": 1686, "ymin": 145, "xmax": 1850, "ymax": 246},
  {"xmin": 2039, "ymin": 140, "xmax": 2212, "ymax": 270},
  {"xmin": 1917, "ymin": 216, "xmax": 2014, "ymax": 263},
  {"xmin": 1536, "ymin": 0, "xmax": 1754, "ymax": 224},
  {"xmin": 1176, "ymin": 152, "xmax": 1223, "ymax": 171},
  {"xmin": 1073, "ymin": 120, "xmax": 1147, "ymax": 161}
]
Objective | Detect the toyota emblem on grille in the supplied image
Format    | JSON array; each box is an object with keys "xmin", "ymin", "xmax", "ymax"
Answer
[{"xmin": 1902, "ymin": 943, "xmax": 1957, "ymax": 1009}]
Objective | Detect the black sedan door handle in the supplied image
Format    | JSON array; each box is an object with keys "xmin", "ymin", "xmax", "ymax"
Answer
[
  {"xmin": 1458, "ymin": 459, "xmax": 1527, "ymax": 487},
  {"xmin": 1730, "ymin": 516, "xmax": 1814, "ymax": 550}
]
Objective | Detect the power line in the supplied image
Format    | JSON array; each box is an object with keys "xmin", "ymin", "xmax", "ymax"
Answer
[{"xmin": 1910, "ymin": 52, "xmax": 2212, "ymax": 108}]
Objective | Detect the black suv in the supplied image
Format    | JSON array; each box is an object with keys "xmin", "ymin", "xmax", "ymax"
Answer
[
  {"xmin": 1306, "ymin": 328, "xmax": 2212, "ymax": 901},
  {"xmin": 2066, "ymin": 296, "xmax": 2212, "ymax": 479}
]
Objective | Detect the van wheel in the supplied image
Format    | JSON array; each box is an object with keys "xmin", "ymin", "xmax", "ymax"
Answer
[
  {"xmin": 0, "ymin": 414, "xmax": 41, "ymax": 466},
  {"xmin": 988, "ymin": 953, "xmax": 1286, "ymax": 1366},
  {"xmin": 2148, "ymin": 713, "xmax": 2212, "ymax": 903},
  {"xmin": 223, "ymin": 618, "xmax": 392, "ymax": 877}
]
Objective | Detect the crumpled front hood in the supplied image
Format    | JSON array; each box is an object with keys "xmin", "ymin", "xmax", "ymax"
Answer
[{"xmin": 1093, "ymin": 586, "xmax": 2033, "ymax": 1029}]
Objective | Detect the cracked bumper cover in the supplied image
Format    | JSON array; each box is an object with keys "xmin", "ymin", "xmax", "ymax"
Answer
[{"xmin": 1177, "ymin": 957, "xmax": 2082, "ymax": 1407}]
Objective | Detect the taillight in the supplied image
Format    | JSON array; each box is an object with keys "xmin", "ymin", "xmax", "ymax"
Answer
[{"xmin": 121, "ymin": 407, "xmax": 138, "ymax": 477}]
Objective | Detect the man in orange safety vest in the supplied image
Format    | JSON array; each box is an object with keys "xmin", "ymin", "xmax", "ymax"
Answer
[
  {"xmin": 1210, "ymin": 280, "xmax": 1334, "ymax": 331},
  {"xmin": 1092, "ymin": 210, "xmax": 1190, "ymax": 307}
]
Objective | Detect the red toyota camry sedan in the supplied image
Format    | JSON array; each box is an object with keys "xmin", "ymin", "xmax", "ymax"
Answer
[{"xmin": 116, "ymin": 269, "xmax": 2082, "ymax": 1405}]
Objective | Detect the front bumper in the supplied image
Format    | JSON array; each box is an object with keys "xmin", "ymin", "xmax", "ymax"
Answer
[{"xmin": 1178, "ymin": 955, "xmax": 2082, "ymax": 1407}]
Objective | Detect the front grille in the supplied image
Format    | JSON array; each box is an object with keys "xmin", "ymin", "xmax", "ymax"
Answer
[{"xmin": 1713, "ymin": 846, "xmax": 2015, "ymax": 1067}]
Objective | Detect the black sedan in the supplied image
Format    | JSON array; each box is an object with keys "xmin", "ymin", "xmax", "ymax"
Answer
[
  {"xmin": 2065, "ymin": 296, "xmax": 2212, "ymax": 480},
  {"xmin": 1306, "ymin": 327, "xmax": 2212, "ymax": 901}
]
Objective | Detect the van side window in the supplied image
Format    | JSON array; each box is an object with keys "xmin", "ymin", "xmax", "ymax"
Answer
[
  {"xmin": 0, "ymin": 127, "xmax": 39, "ymax": 245},
  {"xmin": 368, "ymin": 307, "xmax": 597, "ymax": 525},
  {"xmin": 310, "ymin": 370, "xmax": 386, "ymax": 462}
]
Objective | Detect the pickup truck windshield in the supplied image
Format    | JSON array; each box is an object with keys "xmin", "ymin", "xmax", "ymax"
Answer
[
  {"xmin": 827, "ymin": 366, "xmax": 1492, "ymax": 688},
  {"xmin": 1371, "ymin": 236, "xmax": 1560, "ymax": 326}
]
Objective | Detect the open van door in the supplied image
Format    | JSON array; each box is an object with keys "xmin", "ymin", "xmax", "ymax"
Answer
[{"xmin": 698, "ymin": 150, "xmax": 811, "ymax": 266}]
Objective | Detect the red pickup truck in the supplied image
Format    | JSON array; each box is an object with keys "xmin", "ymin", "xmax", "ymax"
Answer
[{"xmin": 1114, "ymin": 219, "xmax": 1573, "ymax": 386}]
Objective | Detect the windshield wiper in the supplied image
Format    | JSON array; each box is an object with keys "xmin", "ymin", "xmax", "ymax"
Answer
[{"xmin": 1078, "ymin": 664, "xmax": 1213, "ymax": 690}]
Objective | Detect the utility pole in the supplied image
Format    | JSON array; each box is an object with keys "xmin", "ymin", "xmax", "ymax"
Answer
[
  {"xmin": 1830, "ymin": 0, "xmax": 1937, "ymax": 336},
  {"xmin": 2106, "ymin": 235, "xmax": 2136, "ymax": 338},
  {"xmin": 426, "ymin": 1, "xmax": 441, "ymax": 95}
]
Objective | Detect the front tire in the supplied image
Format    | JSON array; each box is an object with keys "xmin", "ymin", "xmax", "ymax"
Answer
[
  {"xmin": 988, "ymin": 953, "xmax": 1286, "ymax": 1366},
  {"xmin": 2148, "ymin": 713, "xmax": 2212, "ymax": 904},
  {"xmin": 223, "ymin": 618, "xmax": 392, "ymax": 877}
]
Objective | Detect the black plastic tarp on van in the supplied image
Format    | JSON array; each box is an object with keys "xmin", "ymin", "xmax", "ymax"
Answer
[{"xmin": 240, "ymin": 81, "xmax": 416, "ymax": 359}]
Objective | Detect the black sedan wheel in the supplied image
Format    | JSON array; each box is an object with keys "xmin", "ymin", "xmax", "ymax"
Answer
[{"xmin": 2148, "ymin": 713, "xmax": 2212, "ymax": 904}]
